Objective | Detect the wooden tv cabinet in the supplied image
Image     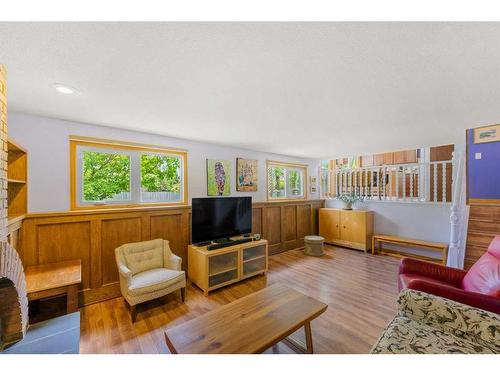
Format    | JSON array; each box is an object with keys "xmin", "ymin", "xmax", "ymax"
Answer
[{"xmin": 188, "ymin": 239, "xmax": 268, "ymax": 296}]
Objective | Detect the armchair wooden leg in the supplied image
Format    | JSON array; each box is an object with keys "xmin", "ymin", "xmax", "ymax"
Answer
[
  {"xmin": 180, "ymin": 287, "xmax": 186, "ymax": 302},
  {"xmin": 130, "ymin": 304, "xmax": 137, "ymax": 323}
]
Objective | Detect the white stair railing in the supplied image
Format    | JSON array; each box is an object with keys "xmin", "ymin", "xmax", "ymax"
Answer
[{"xmin": 320, "ymin": 160, "xmax": 453, "ymax": 204}]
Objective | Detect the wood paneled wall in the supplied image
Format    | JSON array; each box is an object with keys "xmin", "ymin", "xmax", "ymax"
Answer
[
  {"xmin": 252, "ymin": 200, "xmax": 324, "ymax": 255},
  {"xmin": 20, "ymin": 207, "xmax": 190, "ymax": 305},
  {"xmin": 17, "ymin": 199, "xmax": 323, "ymax": 305},
  {"xmin": 465, "ymin": 204, "xmax": 500, "ymax": 269}
]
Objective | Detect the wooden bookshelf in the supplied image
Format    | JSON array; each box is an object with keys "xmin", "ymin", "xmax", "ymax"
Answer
[{"xmin": 7, "ymin": 138, "xmax": 27, "ymax": 221}]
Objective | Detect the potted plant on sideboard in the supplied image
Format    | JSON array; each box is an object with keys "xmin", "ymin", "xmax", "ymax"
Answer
[{"xmin": 335, "ymin": 192, "xmax": 364, "ymax": 210}]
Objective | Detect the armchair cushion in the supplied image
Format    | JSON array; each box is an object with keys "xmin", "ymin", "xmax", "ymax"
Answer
[
  {"xmin": 129, "ymin": 268, "xmax": 185, "ymax": 297},
  {"xmin": 121, "ymin": 239, "xmax": 164, "ymax": 275},
  {"xmin": 461, "ymin": 235, "xmax": 500, "ymax": 297}
]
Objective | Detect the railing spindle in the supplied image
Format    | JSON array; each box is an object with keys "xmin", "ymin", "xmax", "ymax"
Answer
[
  {"xmin": 422, "ymin": 163, "xmax": 427, "ymax": 202},
  {"xmin": 410, "ymin": 167, "xmax": 414, "ymax": 199},
  {"xmin": 395, "ymin": 167, "xmax": 399, "ymax": 199},
  {"xmin": 364, "ymin": 169, "xmax": 368, "ymax": 199},
  {"xmin": 370, "ymin": 168, "xmax": 373, "ymax": 199},
  {"xmin": 387, "ymin": 167, "xmax": 392, "ymax": 200},
  {"xmin": 442, "ymin": 161, "xmax": 447, "ymax": 203},
  {"xmin": 433, "ymin": 162, "xmax": 438, "ymax": 203},
  {"xmin": 402, "ymin": 168, "xmax": 406, "ymax": 201}
]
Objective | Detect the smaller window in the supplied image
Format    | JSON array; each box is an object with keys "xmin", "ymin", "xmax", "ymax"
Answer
[
  {"xmin": 82, "ymin": 150, "xmax": 131, "ymax": 204},
  {"xmin": 140, "ymin": 153, "xmax": 182, "ymax": 203},
  {"xmin": 267, "ymin": 161, "xmax": 307, "ymax": 200}
]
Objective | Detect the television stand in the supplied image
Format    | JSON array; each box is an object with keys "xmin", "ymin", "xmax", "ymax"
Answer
[{"xmin": 188, "ymin": 239, "xmax": 268, "ymax": 296}]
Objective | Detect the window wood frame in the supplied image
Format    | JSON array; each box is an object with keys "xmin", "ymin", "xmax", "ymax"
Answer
[
  {"xmin": 266, "ymin": 160, "xmax": 308, "ymax": 201},
  {"xmin": 70, "ymin": 136, "xmax": 188, "ymax": 210}
]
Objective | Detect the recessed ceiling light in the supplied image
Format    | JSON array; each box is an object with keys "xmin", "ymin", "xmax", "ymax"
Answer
[{"xmin": 52, "ymin": 83, "xmax": 78, "ymax": 95}]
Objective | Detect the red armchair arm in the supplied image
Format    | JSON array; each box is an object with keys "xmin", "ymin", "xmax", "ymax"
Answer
[
  {"xmin": 407, "ymin": 279, "xmax": 500, "ymax": 314},
  {"xmin": 399, "ymin": 258, "xmax": 467, "ymax": 287}
]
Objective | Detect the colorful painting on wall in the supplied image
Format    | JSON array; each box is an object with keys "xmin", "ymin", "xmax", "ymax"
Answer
[
  {"xmin": 473, "ymin": 124, "xmax": 500, "ymax": 144},
  {"xmin": 236, "ymin": 158, "xmax": 258, "ymax": 192},
  {"xmin": 207, "ymin": 159, "xmax": 231, "ymax": 196}
]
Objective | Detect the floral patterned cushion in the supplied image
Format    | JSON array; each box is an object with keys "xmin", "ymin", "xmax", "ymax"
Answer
[{"xmin": 371, "ymin": 289, "xmax": 500, "ymax": 354}]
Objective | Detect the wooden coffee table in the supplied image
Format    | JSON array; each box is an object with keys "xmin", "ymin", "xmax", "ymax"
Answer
[
  {"xmin": 164, "ymin": 283, "xmax": 328, "ymax": 354},
  {"xmin": 25, "ymin": 259, "xmax": 82, "ymax": 314}
]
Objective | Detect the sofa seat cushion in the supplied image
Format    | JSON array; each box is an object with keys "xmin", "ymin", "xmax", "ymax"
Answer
[
  {"xmin": 399, "ymin": 273, "xmax": 454, "ymax": 290},
  {"xmin": 129, "ymin": 268, "xmax": 185, "ymax": 296},
  {"xmin": 371, "ymin": 316, "xmax": 499, "ymax": 354}
]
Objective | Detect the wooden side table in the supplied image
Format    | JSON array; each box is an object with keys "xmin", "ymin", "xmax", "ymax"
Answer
[{"xmin": 25, "ymin": 259, "xmax": 82, "ymax": 314}]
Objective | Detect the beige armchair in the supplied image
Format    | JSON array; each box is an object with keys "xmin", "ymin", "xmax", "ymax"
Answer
[{"xmin": 115, "ymin": 238, "xmax": 186, "ymax": 322}]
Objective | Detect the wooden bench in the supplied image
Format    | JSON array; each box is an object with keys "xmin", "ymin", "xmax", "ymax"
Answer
[
  {"xmin": 25, "ymin": 259, "xmax": 82, "ymax": 314},
  {"xmin": 372, "ymin": 234, "xmax": 448, "ymax": 265}
]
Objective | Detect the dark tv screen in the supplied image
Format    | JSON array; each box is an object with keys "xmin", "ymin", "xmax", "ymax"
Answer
[{"xmin": 192, "ymin": 197, "xmax": 252, "ymax": 244}]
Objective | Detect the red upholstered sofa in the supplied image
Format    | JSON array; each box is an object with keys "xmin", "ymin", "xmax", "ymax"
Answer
[{"xmin": 398, "ymin": 235, "xmax": 500, "ymax": 314}]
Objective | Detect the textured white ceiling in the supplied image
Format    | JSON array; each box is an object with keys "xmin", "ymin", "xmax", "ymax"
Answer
[{"xmin": 1, "ymin": 22, "xmax": 500, "ymax": 158}]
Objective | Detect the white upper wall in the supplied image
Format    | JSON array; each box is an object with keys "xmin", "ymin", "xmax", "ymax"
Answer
[
  {"xmin": 326, "ymin": 199, "xmax": 452, "ymax": 244},
  {"xmin": 9, "ymin": 112, "xmax": 320, "ymax": 213}
]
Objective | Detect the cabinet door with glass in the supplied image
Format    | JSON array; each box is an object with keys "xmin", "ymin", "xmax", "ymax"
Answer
[
  {"xmin": 208, "ymin": 250, "xmax": 239, "ymax": 289},
  {"xmin": 241, "ymin": 244, "xmax": 267, "ymax": 279}
]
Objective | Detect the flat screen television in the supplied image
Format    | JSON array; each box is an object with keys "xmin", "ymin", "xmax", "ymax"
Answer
[{"xmin": 192, "ymin": 197, "xmax": 252, "ymax": 244}]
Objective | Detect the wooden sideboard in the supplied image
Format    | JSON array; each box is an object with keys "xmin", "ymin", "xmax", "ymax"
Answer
[
  {"xmin": 15, "ymin": 199, "xmax": 323, "ymax": 306},
  {"xmin": 319, "ymin": 208, "xmax": 374, "ymax": 253},
  {"xmin": 188, "ymin": 239, "xmax": 268, "ymax": 296}
]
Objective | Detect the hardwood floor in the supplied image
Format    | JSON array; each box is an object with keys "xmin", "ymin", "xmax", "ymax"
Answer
[{"xmin": 79, "ymin": 246, "xmax": 400, "ymax": 354}]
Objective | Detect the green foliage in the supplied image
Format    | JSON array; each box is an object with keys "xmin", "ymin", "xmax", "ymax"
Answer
[
  {"xmin": 271, "ymin": 167, "xmax": 285, "ymax": 196},
  {"xmin": 82, "ymin": 151, "xmax": 130, "ymax": 201},
  {"xmin": 336, "ymin": 191, "xmax": 364, "ymax": 204},
  {"xmin": 141, "ymin": 154, "xmax": 181, "ymax": 192},
  {"xmin": 288, "ymin": 170, "xmax": 301, "ymax": 190}
]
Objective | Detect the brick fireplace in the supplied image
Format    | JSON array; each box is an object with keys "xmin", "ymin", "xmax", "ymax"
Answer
[{"xmin": 0, "ymin": 65, "xmax": 29, "ymax": 350}]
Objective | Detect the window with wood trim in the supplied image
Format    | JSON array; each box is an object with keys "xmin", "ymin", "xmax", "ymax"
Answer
[
  {"xmin": 266, "ymin": 161, "xmax": 307, "ymax": 200},
  {"xmin": 70, "ymin": 138, "xmax": 187, "ymax": 209}
]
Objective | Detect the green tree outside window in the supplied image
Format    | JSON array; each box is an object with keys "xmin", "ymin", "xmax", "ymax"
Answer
[
  {"xmin": 82, "ymin": 151, "xmax": 130, "ymax": 201},
  {"xmin": 140, "ymin": 154, "xmax": 181, "ymax": 192}
]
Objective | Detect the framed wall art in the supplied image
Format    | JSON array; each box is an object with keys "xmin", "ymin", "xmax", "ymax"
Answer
[
  {"xmin": 236, "ymin": 158, "xmax": 257, "ymax": 192},
  {"xmin": 207, "ymin": 159, "xmax": 231, "ymax": 196},
  {"xmin": 473, "ymin": 124, "xmax": 500, "ymax": 144}
]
